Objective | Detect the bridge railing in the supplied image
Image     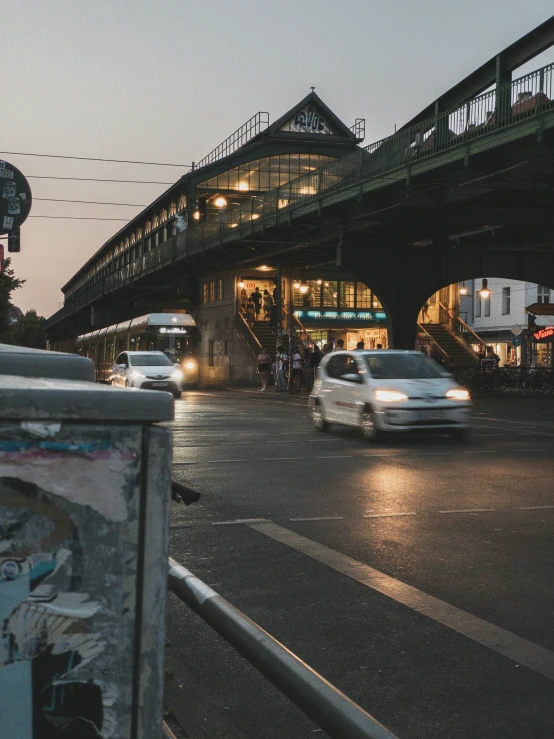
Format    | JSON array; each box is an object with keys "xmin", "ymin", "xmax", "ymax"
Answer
[{"xmin": 50, "ymin": 62, "xmax": 554, "ymax": 328}]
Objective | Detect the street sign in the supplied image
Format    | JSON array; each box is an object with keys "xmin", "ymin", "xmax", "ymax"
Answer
[
  {"xmin": 0, "ymin": 160, "xmax": 32, "ymax": 236},
  {"xmin": 512, "ymin": 337, "xmax": 521, "ymax": 347},
  {"xmin": 511, "ymin": 324, "xmax": 524, "ymax": 336}
]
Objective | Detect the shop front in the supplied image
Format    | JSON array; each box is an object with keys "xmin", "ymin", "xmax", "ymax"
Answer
[
  {"xmin": 532, "ymin": 325, "xmax": 554, "ymax": 367},
  {"xmin": 292, "ymin": 279, "xmax": 387, "ymax": 349}
]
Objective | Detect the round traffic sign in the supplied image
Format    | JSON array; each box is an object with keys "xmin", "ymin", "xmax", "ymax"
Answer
[{"xmin": 0, "ymin": 160, "xmax": 32, "ymax": 235}]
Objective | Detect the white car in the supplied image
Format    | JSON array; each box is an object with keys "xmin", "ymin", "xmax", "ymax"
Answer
[
  {"xmin": 111, "ymin": 351, "xmax": 184, "ymax": 398},
  {"xmin": 309, "ymin": 350, "xmax": 471, "ymax": 441}
]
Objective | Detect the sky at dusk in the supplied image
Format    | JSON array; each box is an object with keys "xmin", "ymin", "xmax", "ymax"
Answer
[{"xmin": 3, "ymin": 1, "xmax": 554, "ymax": 318}]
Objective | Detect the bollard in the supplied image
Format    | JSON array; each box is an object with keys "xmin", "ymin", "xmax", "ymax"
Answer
[{"xmin": 0, "ymin": 346, "xmax": 173, "ymax": 739}]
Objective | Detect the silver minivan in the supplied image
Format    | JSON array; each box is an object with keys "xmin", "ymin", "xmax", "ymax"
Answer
[{"xmin": 309, "ymin": 350, "xmax": 471, "ymax": 441}]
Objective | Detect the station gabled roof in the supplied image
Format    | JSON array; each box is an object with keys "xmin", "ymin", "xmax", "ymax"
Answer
[{"xmin": 261, "ymin": 90, "xmax": 359, "ymax": 142}]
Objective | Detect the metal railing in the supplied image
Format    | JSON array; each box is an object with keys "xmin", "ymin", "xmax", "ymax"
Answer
[
  {"xmin": 416, "ymin": 323, "xmax": 450, "ymax": 363},
  {"xmin": 438, "ymin": 302, "xmax": 485, "ymax": 355},
  {"xmin": 168, "ymin": 557, "xmax": 397, "ymax": 739},
  {"xmin": 194, "ymin": 112, "xmax": 270, "ymax": 170},
  {"xmin": 49, "ymin": 61, "xmax": 554, "ymax": 327}
]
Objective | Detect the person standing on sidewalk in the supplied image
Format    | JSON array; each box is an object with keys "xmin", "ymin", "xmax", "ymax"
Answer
[
  {"xmin": 276, "ymin": 345, "xmax": 288, "ymax": 392},
  {"xmin": 257, "ymin": 347, "xmax": 272, "ymax": 392}
]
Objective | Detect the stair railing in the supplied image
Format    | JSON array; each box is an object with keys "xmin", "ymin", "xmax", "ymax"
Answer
[
  {"xmin": 236, "ymin": 310, "xmax": 262, "ymax": 356},
  {"xmin": 417, "ymin": 323, "xmax": 450, "ymax": 362},
  {"xmin": 282, "ymin": 306, "xmax": 317, "ymax": 350},
  {"xmin": 438, "ymin": 301, "xmax": 485, "ymax": 357}
]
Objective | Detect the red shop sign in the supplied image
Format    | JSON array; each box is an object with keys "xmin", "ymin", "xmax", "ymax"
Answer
[{"xmin": 533, "ymin": 326, "xmax": 554, "ymax": 341}]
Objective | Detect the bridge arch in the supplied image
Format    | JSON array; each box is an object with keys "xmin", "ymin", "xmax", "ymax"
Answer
[{"xmin": 342, "ymin": 241, "xmax": 554, "ymax": 349}]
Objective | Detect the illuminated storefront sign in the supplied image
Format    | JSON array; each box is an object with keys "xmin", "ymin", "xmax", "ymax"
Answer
[
  {"xmin": 294, "ymin": 310, "xmax": 386, "ymax": 324},
  {"xmin": 533, "ymin": 326, "xmax": 554, "ymax": 341}
]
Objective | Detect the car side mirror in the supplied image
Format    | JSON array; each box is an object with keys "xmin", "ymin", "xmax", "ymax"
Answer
[
  {"xmin": 342, "ymin": 373, "xmax": 363, "ymax": 383},
  {"xmin": 118, "ymin": 364, "xmax": 127, "ymax": 370}
]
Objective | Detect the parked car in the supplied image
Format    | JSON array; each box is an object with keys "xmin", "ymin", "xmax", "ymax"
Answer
[
  {"xmin": 110, "ymin": 351, "xmax": 183, "ymax": 398},
  {"xmin": 309, "ymin": 350, "xmax": 471, "ymax": 441}
]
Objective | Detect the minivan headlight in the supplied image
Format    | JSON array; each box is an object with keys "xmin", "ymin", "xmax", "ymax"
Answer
[
  {"xmin": 184, "ymin": 360, "xmax": 196, "ymax": 371},
  {"xmin": 446, "ymin": 388, "xmax": 470, "ymax": 400},
  {"xmin": 172, "ymin": 369, "xmax": 184, "ymax": 380},
  {"xmin": 374, "ymin": 389, "xmax": 408, "ymax": 402}
]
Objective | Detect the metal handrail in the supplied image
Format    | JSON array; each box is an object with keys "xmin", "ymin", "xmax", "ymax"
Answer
[
  {"xmin": 236, "ymin": 310, "xmax": 262, "ymax": 353},
  {"xmin": 168, "ymin": 558, "xmax": 397, "ymax": 739},
  {"xmin": 438, "ymin": 302, "xmax": 485, "ymax": 352},
  {"xmin": 417, "ymin": 323, "xmax": 450, "ymax": 361}
]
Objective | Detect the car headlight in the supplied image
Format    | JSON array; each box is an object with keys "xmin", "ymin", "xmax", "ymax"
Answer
[
  {"xmin": 184, "ymin": 360, "xmax": 196, "ymax": 371},
  {"xmin": 172, "ymin": 369, "xmax": 184, "ymax": 381},
  {"xmin": 446, "ymin": 388, "xmax": 470, "ymax": 400},
  {"xmin": 374, "ymin": 389, "xmax": 408, "ymax": 402}
]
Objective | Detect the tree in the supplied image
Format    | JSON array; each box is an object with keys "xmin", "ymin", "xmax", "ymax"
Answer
[
  {"xmin": 0, "ymin": 257, "xmax": 25, "ymax": 342},
  {"xmin": 12, "ymin": 309, "xmax": 48, "ymax": 349}
]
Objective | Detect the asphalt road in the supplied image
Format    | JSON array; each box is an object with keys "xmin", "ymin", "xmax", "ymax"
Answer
[{"xmin": 164, "ymin": 390, "xmax": 554, "ymax": 739}]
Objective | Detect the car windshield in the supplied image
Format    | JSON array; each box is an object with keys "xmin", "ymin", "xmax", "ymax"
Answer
[
  {"xmin": 364, "ymin": 353, "xmax": 443, "ymax": 379},
  {"xmin": 129, "ymin": 353, "xmax": 173, "ymax": 367}
]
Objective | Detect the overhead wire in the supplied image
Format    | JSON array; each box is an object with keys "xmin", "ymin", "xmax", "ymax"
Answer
[{"xmin": 0, "ymin": 150, "xmax": 191, "ymax": 168}]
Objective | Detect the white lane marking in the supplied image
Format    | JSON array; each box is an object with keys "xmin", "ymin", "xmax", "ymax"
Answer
[
  {"xmin": 290, "ymin": 516, "xmax": 345, "ymax": 522},
  {"xmin": 172, "ymin": 461, "xmax": 196, "ymax": 466},
  {"xmin": 510, "ymin": 449, "xmax": 546, "ymax": 453},
  {"xmin": 213, "ymin": 518, "xmax": 269, "ymax": 526},
  {"xmin": 519, "ymin": 505, "xmax": 554, "ymax": 510},
  {"xmin": 478, "ymin": 415, "xmax": 554, "ymax": 428},
  {"xmin": 261, "ymin": 457, "xmax": 304, "ymax": 461},
  {"xmin": 413, "ymin": 452, "xmax": 453, "ymax": 456},
  {"xmin": 316, "ymin": 455, "xmax": 353, "ymax": 459},
  {"xmin": 439, "ymin": 508, "xmax": 495, "ymax": 514},
  {"xmin": 363, "ymin": 512, "xmax": 417, "ymax": 518},
  {"xmin": 204, "ymin": 459, "xmax": 249, "ymax": 464},
  {"xmin": 462, "ymin": 450, "xmax": 499, "ymax": 454},
  {"xmin": 249, "ymin": 522, "xmax": 554, "ymax": 681}
]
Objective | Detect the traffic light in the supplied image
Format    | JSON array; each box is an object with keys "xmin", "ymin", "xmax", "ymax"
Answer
[{"xmin": 7, "ymin": 227, "xmax": 20, "ymax": 253}]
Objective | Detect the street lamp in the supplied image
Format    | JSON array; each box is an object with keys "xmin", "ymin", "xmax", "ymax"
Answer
[
  {"xmin": 214, "ymin": 196, "xmax": 227, "ymax": 209},
  {"xmin": 459, "ymin": 282, "xmax": 469, "ymax": 296},
  {"xmin": 478, "ymin": 278, "xmax": 491, "ymax": 299},
  {"xmin": 299, "ymin": 282, "xmax": 309, "ymax": 294}
]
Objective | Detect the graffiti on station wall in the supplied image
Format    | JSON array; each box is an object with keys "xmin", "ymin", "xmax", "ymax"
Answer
[{"xmin": 279, "ymin": 106, "xmax": 333, "ymax": 135}]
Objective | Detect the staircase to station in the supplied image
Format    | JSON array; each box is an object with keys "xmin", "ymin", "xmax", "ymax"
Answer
[
  {"xmin": 423, "ymin": 323, "xmax": 478, "ymax": 368},
  {"xmin": 250, "ymin": 320, "xmax": 278, "ymax": 361}
]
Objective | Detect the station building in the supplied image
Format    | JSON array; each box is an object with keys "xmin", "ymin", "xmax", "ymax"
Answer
[{"xmin": 49, "ymin": 92, "xmax": 395, "ymax": 385}]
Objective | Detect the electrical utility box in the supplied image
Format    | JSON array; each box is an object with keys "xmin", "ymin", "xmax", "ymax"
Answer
[{"xmin": 0, "ymin": 346, "xmax": 173, "ymax": 739}]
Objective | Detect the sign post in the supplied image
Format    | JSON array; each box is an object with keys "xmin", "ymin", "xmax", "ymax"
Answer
[{"xmin": 0, "ymin": 160, "xmax": 33, "ymax": 252}]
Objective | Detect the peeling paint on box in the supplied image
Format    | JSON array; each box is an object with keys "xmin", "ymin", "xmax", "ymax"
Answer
[{"xmin": 0, "ymin": 424, "xmax": 144, "ymax": 738}]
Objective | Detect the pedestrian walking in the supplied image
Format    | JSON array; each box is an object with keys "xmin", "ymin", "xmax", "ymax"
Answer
[
  {"xmin": 245, "ymin": 300, "xmax": 256, "ymax": 327},
  {"xmin": 376, "ymin": 343, "xmax": 383, "ymax": 349},
  {"xmin": 250, "ymin": 286, "xmax": 262, "ymax": 322},
  {"xmin": 257, "ymin": 347, "xmax": 272, "ymax": 391},
  {"xmin": 356, "ymin": 340, "xmax": 365, "ymax": 350},
  {"xmin": 262, "ymin": 289, "xmax": 274, "ymax": 320},
  {"xmin": 335, "ymin": 339, "xmax": 345, "ymax": 351},
  {"xmin": 240, "ymin": 287, "xmax": 248, "ymax": 311}
]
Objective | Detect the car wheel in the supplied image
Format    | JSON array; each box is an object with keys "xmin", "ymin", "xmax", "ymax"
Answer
[
  {"xmin": 311, "ymin": 402, "xmax": 328, "ymax": 432},
  {"xmin": 173, "ymin": 391, "xmax": 182, "ymax": 399},
  {"xmin": 361, "ymin": 408, "xmax": 381, "ymax": 442}
]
